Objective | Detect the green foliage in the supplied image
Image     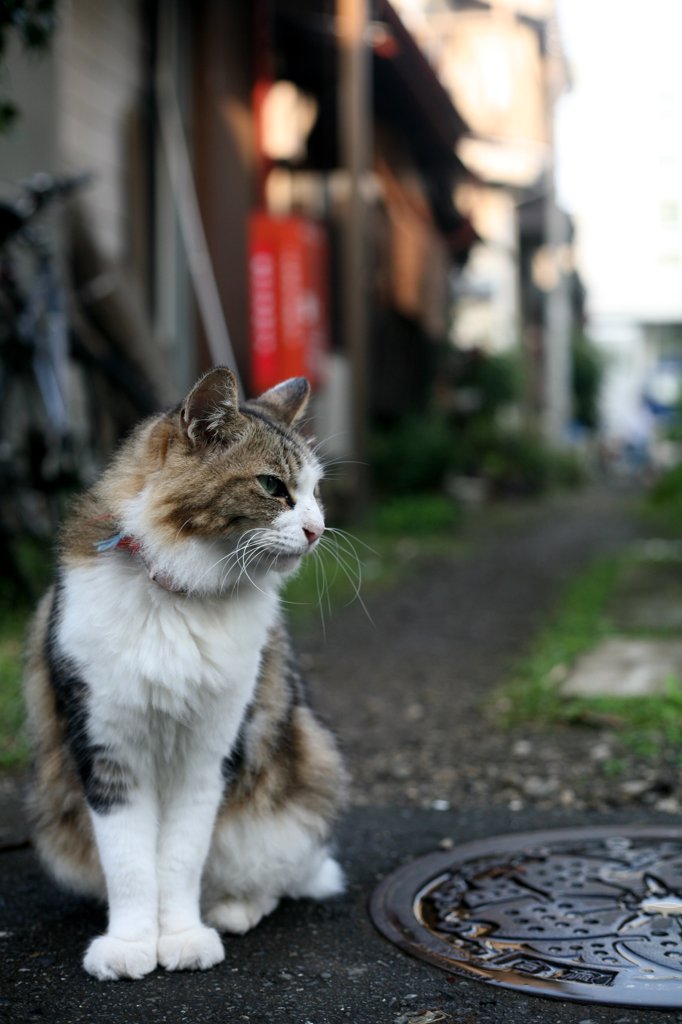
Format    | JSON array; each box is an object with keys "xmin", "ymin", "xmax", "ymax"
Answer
[
  {"xmin": 453, "ymin": 350, "xmax": 522, "ymax": 417},
  {"xmin": 0, "ymin": 535, "xmax": 52, "ymax": 771},
  {"xmin": 0, "ymin": 603, "xmax": 29, "ymax": 770},
  {"xmin": 370, "ymin": 351, "xmax": 528, "ymax": 498},
  {"xmin": 500, "ymin": 553, "xmax": 682, "ymax": 755},
  {"xmin": 371, "ymin": 346, "xmax": 586, "ymax": 502},
  {"xmin": 502, "ymin": 556, "xmax": 622, "ymax": 724},
  {"xmin": 646, "ymin": 463, "xmax": 682, "ymax": 532},
  {"xmin": 371, "ymin": 411, "xmax": 585, "ymax": 502},
  {"xmin": 370, "ymin": 414, "xmax": 455, "ymax": 494},
  {"xmin": 562, "ymin": 678, "xmax": 682, "ymax": 754},
  {"xmin": 370, "ymin": 493, "xmax": 461, "ymax": 536},
  {"xmin": 450, "ymin": 423, "xmax": 585, "ymax": 497},
  {"xmin": 649, "ymin": 463, "xmax": 682, "ymax": 505},
  {"xmin": 572, "ymin": 333, "xmax": 603, "ymax": 430},
  {"xmin": 476, "ymin": 429, "xmax": 553, "ymax": 496}
]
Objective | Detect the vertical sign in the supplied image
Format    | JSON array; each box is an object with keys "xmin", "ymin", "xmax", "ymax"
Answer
[{"xmin": 249, "ymin": 213, "xmax": 330, "ymax": 393}]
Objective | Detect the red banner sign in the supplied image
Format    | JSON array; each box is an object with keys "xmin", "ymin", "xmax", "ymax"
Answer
[{"xmin": 249, "ymin": 213, "xmax": 330, "ymax": 394}]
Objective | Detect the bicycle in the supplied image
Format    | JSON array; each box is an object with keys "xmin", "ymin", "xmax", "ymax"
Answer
[{"xmin": 0, "ymin": 171, "xmax": 165, "ymax": 594}]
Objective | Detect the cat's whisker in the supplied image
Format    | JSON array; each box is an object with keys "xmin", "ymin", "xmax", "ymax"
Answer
[
  {"xmin": 309, "ymin": 430, "xmax": 349, "ymax": 458},
  {"xmin": 311, "ymin": 550, "xmax": 328, "ymax": 640},
  {"xmin": 194, "ymin": 528, "xmax": 269, "ymax": 590},
  {"xmin": 326, "ymin": 526, "xmax": 379, "ymax": 557},
  {"xmin": 195, "ymin": 547, "xmax": 246, "ymax": 589},
  {"xmin": 174, "ymin": 517, "xmax": 194, "ymax": 542},
  {"xmin": 316, "ymin": 536, "xmax": 343, "ymax": 595},
  {"xmin": 231, "ymin": 534, "xmax": 276, "ymax": 585},
  {"xmin": 316, "ymin": 532, "xmax": 373, "ymax": 625},
  {"xmin": 319, "ymin": 537, "xmax": 360, "ymax": 595},
  {"xmin": 235, "ymin": 547, "xmax": 275, "ymax": 598},
  {"xmin": 315, "ymin": 546, "xmax": 335, "ymax": 625},
  {"xmin": 320, "ymin": 457, "xmax": 368, "ymax": 473},
  {"xmin": 319, "ymin": 531, "xmax": 363, "ymax": 583}
]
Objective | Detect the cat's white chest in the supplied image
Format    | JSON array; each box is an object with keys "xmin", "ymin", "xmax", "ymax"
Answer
[{"xmin": 59, "ymin": 559, "xmax": 278, "ymax": 716}]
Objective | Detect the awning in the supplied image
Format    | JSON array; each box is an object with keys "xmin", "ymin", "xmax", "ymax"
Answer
[{"xmin": 274, "ymin": 1, "xmax": 474, "ymax": 241}]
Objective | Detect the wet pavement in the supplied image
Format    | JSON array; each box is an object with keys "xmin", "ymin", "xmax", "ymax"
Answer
[{"xmin": 3, "ymin": 486, "xmax": 682, "ymax": 1023}]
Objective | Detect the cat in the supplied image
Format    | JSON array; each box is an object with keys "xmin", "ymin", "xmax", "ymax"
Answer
[{"xmin": 22, "ymin": 367, "xmax": 348, "ymax": 981}]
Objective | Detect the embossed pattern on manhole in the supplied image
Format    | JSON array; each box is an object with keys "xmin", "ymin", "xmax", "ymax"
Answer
[{"xmin": 370, "ymin": 827, "xmax": 682, "ymax": 1008}]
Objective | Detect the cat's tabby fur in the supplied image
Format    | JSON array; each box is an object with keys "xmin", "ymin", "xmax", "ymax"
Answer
[{"xmin": 23, "ymin": 368, "xmax": 347, "ymax": 981}]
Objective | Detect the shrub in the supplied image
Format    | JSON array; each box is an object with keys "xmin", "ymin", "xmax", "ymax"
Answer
[
  {"xmin": 646, "ymin": 463, "xmax": 682, "ymax": 531},
  {"xmin": 371, "ymin": 493, "xmax": 462, "ymax": 536},
  {"xmin": 572, "ymin": 333, "xmax": 603, "ymax": 430},
  {"xmin": 370, "ymin": 415, "xmax": 456, "ymax": 495}
]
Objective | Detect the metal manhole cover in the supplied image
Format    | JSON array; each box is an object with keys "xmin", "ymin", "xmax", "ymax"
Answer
[{"xmin": 370, "ymin": 826, "xmax": 682, "ymax": 1008}]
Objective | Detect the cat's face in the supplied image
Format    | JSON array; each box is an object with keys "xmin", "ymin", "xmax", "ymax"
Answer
[{"xmin": 120, "ymin": 370, "xmax": 325, "ymax": 594}]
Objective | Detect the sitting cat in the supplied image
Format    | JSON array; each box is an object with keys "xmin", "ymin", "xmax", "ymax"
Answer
[{"xmin": 23, "ymin": 367, "xmax": 347, "ymax": 981}]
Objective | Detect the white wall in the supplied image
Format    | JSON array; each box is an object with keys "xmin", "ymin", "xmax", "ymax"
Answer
[
  {"xmin": 556, "ymin": 0, "xmax": 682, "ymax": 325},
  {"xmin": 58, "ymin": 0, "xmax": 144, "ymax": 262},
  {"xmin": 0, "ymin": 35, "xmax": 59, "ymax": 184},
  {"xmin": 0, "ymin": 0, "xmax": 143, "ymax": 267}
]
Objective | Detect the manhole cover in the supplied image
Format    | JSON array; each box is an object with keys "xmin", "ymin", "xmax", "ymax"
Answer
[{"xmin": 370, "ymin": 826, "xmax": 682, "ymax": 1008}]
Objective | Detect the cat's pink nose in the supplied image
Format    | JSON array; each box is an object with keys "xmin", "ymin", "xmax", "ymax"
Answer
[{"xmin": 303, "ymin": 525, "xmax": 323, "ymax": 544}]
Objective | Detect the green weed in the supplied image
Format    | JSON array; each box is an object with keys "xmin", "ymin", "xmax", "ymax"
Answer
[
  {"xmin": 501, "ymin": 556, "xmax": 622, "ymax": 724},
  {"xmin": 285, "ymin": 494, "xmax": 463, "ymax": 622},
  {"xmin": 0, "ymin": 605, "xmax": 30, "ymax": 770},
  {"xmin": 499, "ymin": 553, "xmax": 682, "ymax": 754}
]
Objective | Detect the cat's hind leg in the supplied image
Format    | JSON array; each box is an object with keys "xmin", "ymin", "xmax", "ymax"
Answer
[
  {"xmin": 205, "ymin": 854, "xmax": 343, "ymax": 934},
  {"xmin": 205, "ymin": 892, "xmax": 280, "ymax": 935},
  {"xmin": 203, "ymin": 807, "xmax": 344, "ymax": 935}
]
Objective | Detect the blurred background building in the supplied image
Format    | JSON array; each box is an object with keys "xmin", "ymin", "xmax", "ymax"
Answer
[
  {"xmin": 557, "ymin": 0, "xmax": 682, "ymax": 459},
  {"xmin": 0, "ymin": 0, "xmax": 613, "ymax": 512}
]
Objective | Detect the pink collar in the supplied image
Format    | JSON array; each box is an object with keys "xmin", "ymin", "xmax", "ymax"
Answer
[{"xmin": 94, "ymin": 531, "xmax": 186, "ymax": 594}]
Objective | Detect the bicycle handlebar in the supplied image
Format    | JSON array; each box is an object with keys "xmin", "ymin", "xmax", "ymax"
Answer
[{"xmin": 0, "ymin": 171, "xmax": 94, "ymax": 245}]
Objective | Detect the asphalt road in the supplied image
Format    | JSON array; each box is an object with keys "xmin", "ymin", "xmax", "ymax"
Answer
[{"xmin": 3, "ymin": 806, "xmax": 682, "ymax": 1024}]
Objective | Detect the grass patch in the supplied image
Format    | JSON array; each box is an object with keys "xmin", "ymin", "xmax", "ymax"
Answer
[
  {"xmin": 644, "ymin": 463, "xmax": 682, "ymax": 533},
  {"xmin": 0, "ymin": 604, "xmax": 30, "ymax": 771},
  {"xmin": 501, "ymin": 556, "xmax": 622, "ymax": 723},
  {"xmin": 561, "ymin": 678, "xmax": 682, "ymax": 755},
  {"xmin": 499, "ymin": 552, "xmax": 682, "ymax": 754},
  {"xmin": 285, "ymin": 494, "xmax": 463, "ymax": 624},
  {"xmin": 0, "ymin": 536, "xmax": 52, "ymax": 772},
  {"xmin": 369, "ymin": 493, "xmax": 462, "ymax": 536}
]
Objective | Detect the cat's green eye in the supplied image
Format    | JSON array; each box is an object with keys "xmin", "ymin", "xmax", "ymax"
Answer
[{"xmin": 258, "ymin": 475, "xmax": 290, "ymax": 502}]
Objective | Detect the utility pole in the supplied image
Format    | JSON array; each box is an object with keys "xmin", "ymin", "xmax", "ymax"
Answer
[
  {"xmin": 542, "ymin": 8, "xmax": 572, "ymax": 445},
  {"xmin": 542, "ymin": 176, "xmax": 572, "ymax": 444},
  {"xmin": 337, "ymin": 0, "xmax": 371, "ymax": 511}
]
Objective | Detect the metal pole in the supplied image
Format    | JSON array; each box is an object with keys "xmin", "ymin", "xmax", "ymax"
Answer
[
  {"xmin": 542, "ymin": 14, "xmax": 572, "ymax": 445},
  {"xmin": 337, "ymin": 0, "xmax": 371, "ymax": 509},
  {"xmin": 542, "ymin": 179, "xmax": 572, "ymax": 445}
]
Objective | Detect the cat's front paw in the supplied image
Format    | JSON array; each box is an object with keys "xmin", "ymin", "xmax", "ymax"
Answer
[
  {"xmin": 158, "ymin": 925, "xmax": 225, "ymax": 972},
  {"xmin": 83, "ymin": 934, "xmax": 157, "ymax": 981}
]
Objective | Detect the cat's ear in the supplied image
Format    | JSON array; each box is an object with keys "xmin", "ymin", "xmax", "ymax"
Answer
[
  {"xmin": 257, "ymin": 377, "xmax": 311, "ymax": 427},
  {"xmin": 180, "ymin": 367, "xmax": 240, "ymax": 445}
]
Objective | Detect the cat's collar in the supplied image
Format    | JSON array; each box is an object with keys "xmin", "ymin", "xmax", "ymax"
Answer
[{"xmin": 94, "ymin": 531, "xmax": 186, "ymax": 595}]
